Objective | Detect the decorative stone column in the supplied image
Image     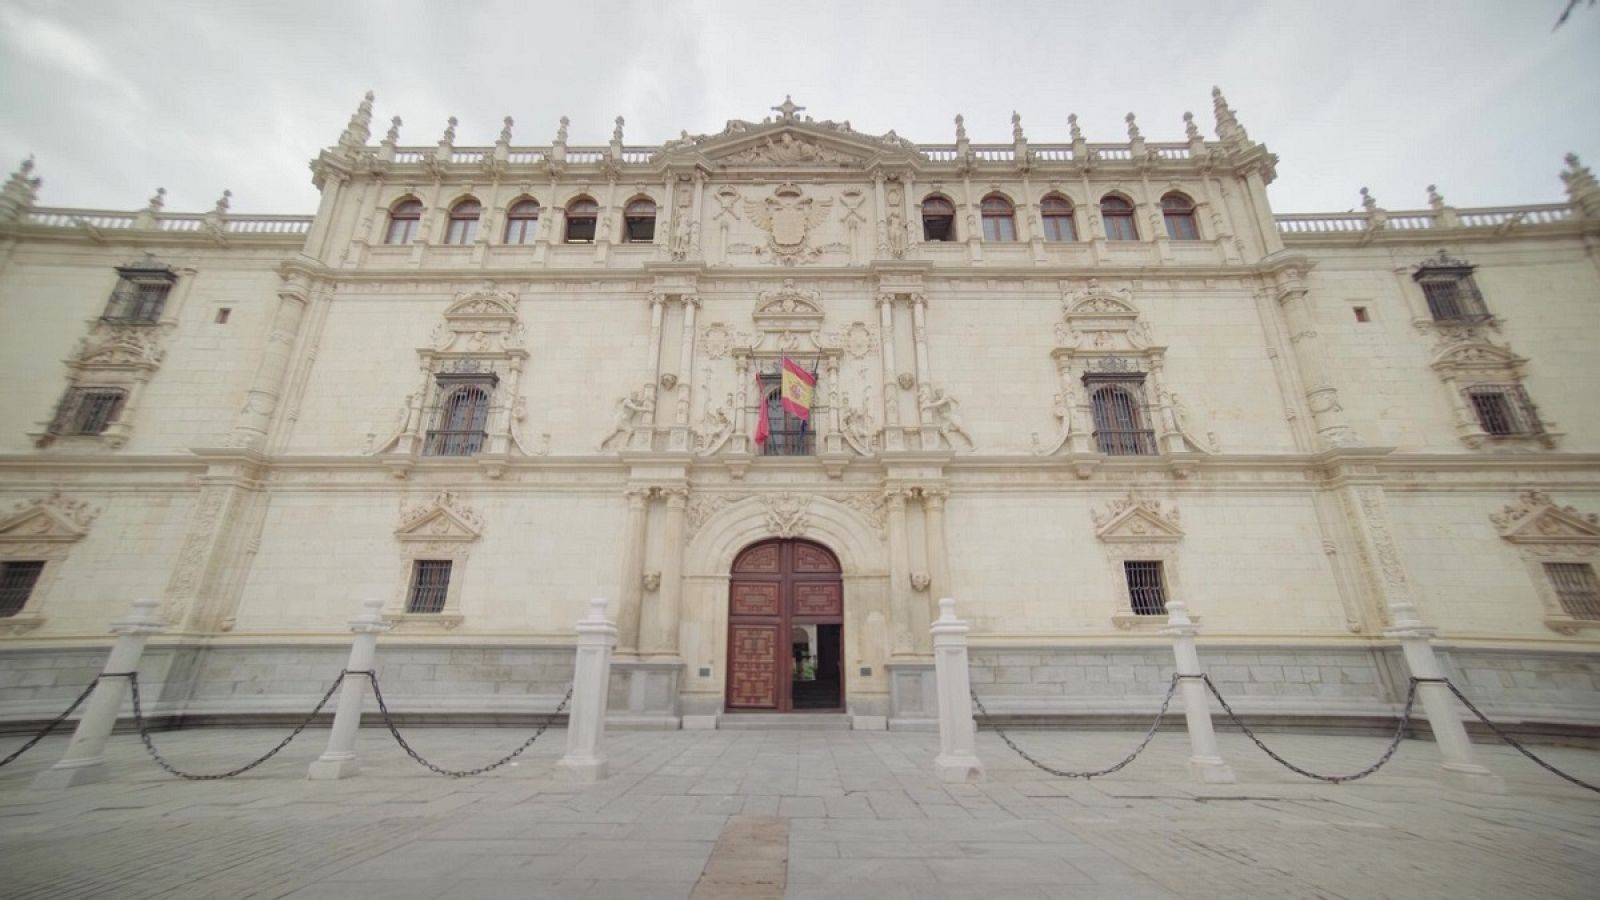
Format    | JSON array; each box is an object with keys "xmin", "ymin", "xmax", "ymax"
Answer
[
  {"xmin": 307, "ymin": 598, "xmax": 390, "ymax": 780},
  {"xmin": 931, "ymin": 598, "xmax": 985, "ymax": 783},
  {"xmin": 33, "ymin": 598, "xmax": 163, "ymax": 789},
  {"xmin": 559, "ymin": 597, "xmax": 617, "ymax": 783},
  {"xmin": 1386, "ymin": 601, "xmax": 1504, "ymax": 792},
  {"xmin": 228, "ymin": 268, "xmax": 312, "ymax": 450},
  {"xmin": 877, "ymin": 293, "xmax": 903, "ymax": 450},
  {"xmin": 921, "ymin": 488, "xmax": 953, "ymax": 628},
  {"xmin": 668, "ymin": 296, "xmax": 699, "ymax": 451},
  {"xmin": 910, "ymin": 294, "xmax": 937, "ymax": 447},
  {"xmin": 1273, "ymin": 265, "xmax": 1359, "ymax": 448},
  {"xmin": 641, "ymin": 487, "xmax": 687, "ymax": 658},
  {"xmin": 614, "ymin": 487, "xmax": 651, "ymax": 656},
  {"xmin": 886, "ymin": 489, "xmax": 916, "ymax": 657},
  {"xmin": 1162, "ymin": 600, "xmax": 1235, "ymax": 783},
  {"xmin": 631, "ymin": 293, "xmax": 666, "ymax": 450}
]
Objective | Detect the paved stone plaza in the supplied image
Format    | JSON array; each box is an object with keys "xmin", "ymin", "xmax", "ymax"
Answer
[{"xmin": 1, "ymin": 725, "xmax": 1598, "ymax": 899}]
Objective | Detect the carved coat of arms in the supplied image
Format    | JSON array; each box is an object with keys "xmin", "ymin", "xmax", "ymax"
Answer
[{"xmin": 744, "ymin": 183, "xmax": 831, "ymax": 264}]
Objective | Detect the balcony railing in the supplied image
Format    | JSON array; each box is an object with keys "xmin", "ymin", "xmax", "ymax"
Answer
[
  {"xmin": 1094, "ymin": 429, "xmax": 1157, "ymax": 456},
  {"xmin": 423, "ymin": 430, "xmax": 486, "ymax": 457}
]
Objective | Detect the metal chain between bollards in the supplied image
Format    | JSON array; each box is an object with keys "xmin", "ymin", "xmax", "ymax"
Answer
[
  {"xmin": 0, "ymin": 676, "xmax": 106, "ymax": 768},
  {"xmin": 127, "ymin": 671, "xmax": 346, "ymax": 780},
  {"xmin": 971, "ymin": 672, "xmax": 1182, "ymax": 779},
  {"xmin": 360, "ymin": 671, "xmax": 573, "ymax": 778},
  {"xmin": 1440, "ymin": 680, "xmax": 1600, "ymax": 794},
  {"xmin": 1200, "ymin": 673, "xmax": 1418, "ymax": 784}
]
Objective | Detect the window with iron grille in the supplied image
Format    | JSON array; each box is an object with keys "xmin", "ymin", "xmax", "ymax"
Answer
[
  {"xmin": 1544, "ymin": 563, "xmax": 1600, "ymax": 621},
  {"xmin": 0, "ymin": 561, "xmax": 45, "ymax": 618},
  {"xmin": 1124, "ymin": 561, "xmax": 1167, "ymax": 616},
  {"xmin": 1086, "ymin": 377, "xmax": 1156, "ymax": 455},
  {"xmin": 1466, "ymin": 384, "xmax": 1542, "ymax": 437},
  {"xmin": 756, "ymin": 371, "xmax": 814, "ymax": 457},
  {"xmin": 407, "ymin": 560, "xmax": 452, "ymax": 614},
  {"xmin": 102, "ymin": 262, "xmax": 176, "ymax": 324},
  {"xmin": 1412, "ymin": 253, "xmax": 1490, "ymax": 322},
  {"xmin": 49, "ymin": 387, "xmax": 126, "ymax": 436},
  {"xmin": 424, "ymin": 382, "xmax": 490, "ymax": 456}
]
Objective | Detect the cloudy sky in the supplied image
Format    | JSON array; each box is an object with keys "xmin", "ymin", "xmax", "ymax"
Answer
[{"xmin": 1, "ymin": 1, "xmax": 1596, "ymax": 216}]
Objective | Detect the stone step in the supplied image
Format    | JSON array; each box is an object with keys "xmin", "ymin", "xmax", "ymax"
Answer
[{"xmin": 716, "ymin": 712, "xmax": 852, "ymax": 731}]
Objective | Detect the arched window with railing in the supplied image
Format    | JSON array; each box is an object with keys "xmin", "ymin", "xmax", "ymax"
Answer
[
  {"xmin": 757, "ymin": 369, "xmax": 814, "ymax": 456},
  {"xmin": 425, "ymin": 384, "xmax": 489, "ymax": 456},
  {"xmin": 623, "ymin": 197, "xmax": 656, "ymax": 242},
  {"xmin": 1161, "ymin": 192, "xmax": 1199, "ymax": 241},
  {"xmin": 384, "ymin": 197, "xmax": 423, "ymax": 244},
  {"xmin": 1100, "ymin": 195, "xmax": 1138, "ymax": 241},
  {"xmin": 503, "ymin": 198, "xmax": 540, "ymax": 244},
  {"xmin": 1040, "ymin": 194, "xmax": 1077, "ymax": 241},
  {"xmin": 564, "ymin": 196, "xmax": 598, "ymax": 243},
  {"xmin": 1088, "ymin": 380, "xmax": 1155, "ymax": 455},
  {"xmin": 444, "ymin": 197, "xmax": 481, "ymax": 245},
  {"xmin": 921, "ymin": 195, "xmax": 956, "ymax": 241},
  {"xmin": 980, "ymin": 194, "xmax": 1017, "ymax": 241}
]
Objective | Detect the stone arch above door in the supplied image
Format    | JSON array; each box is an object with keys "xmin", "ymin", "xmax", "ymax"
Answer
[{"xmin": 685, "ymin": 493, "xmax": 887, "ymax": 577}]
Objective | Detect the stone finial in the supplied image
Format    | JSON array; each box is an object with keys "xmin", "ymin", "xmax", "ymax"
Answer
[
  {"xmin": 1211, "ymin": 85, "xmax": 1250, "ymax": 146},
  {"xmin": 338, "ymin": 90, "xmax": 375, "ymax": 150},
  {"xmin": 213, "ymin": 189, "xmax": 232, "ymax": 216},
  {"xmin": 556, "ymin": 115, "xmax": 570, "ymax": 145},
  {"xmin": 383, "ymin": 116, "xmax": 402, "ymax": 145},
  {"xmin": 1426, "ymin": 184, "xmax": 1445, "ymax": 210},
  {"xmin": 0, "ymin": 155, "xmax": 42, "ymax": 223},
  {"xmin": 1068, "ymin": 113, "xmax": 1083, "ymax": 144},
  {"xmin": 1183, "ymin": 111, "xmax": 1201, "ymax": 142},
  {"xmin": 954, "ymin": 114, "xmax": 967, "ymax": 143},
  {"xmin": 1562, "ymin": 153, "xmax": 1600, "ymax": 218},
  {"xmin": 612, "ymin": 116, "xmax": 625, "ymax": 144},
  {"xmin": 498, "ymin": 116, "xmax": 514, "ymax": 145},
  {"xmin": 1359, "ymin": 186, "xmax": 1379, "ymax": 213},
  {"xmin": 441, "ymin": 116, "xmax": 458, "ymax": 145},
  {"xmin": 1124, "ymin": 112, "xmax": 1142, "ymax": 142},
  {"xmin": 146, "ymin": 187, "xmax": 166, "ymax": 212},
  {"xmin": 1011, "ymin": 110, "xmax": 1024, "ymax": 142}
]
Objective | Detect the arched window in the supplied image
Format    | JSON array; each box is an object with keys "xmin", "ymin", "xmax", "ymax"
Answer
[
  {"xmin": 757, "ymin": 370, "xmax": 813, "ymax": 456},
  {"xmin": 384, "ymin": 198, "xmax": 422, "ymax": 245},
  {"xmin": 922, "ymin": 196, "xmax": 955, "ymax": 241},
  {"xmin": 1161, "ymin": 193, "xmax": 1199, "ymax": 241},
  {"xmin": 504, "ymin": 198, "xmax": 540, "ymax": 244},
  {"xmin": 1040, "ymin": 194, "xmax": 1077, "ymax": 241},
  {"xmin": 565, "ymin": 196, "xmax": 598, "ymax": 243},
  {"xmin": 444, "ymin": 198, "xmax": 481, "ymax": 245},
  {"xmin": 1100, "ymin": 196, "xmax": 1138, "ymax": 241},
  {"xmin": 623, "ymin": 198, "xmax": 656, "ymax": 243},
  {"xmin": 1089, "ymin": 381, "xmax": 1155, "ymax": 455},
  {"xmin": 425, "ymin": 385, "xmax": 489, "ymax": 456},
  {"xmin": 980, "ymin": 194, "xmax": 1017, "ymax": 241}
]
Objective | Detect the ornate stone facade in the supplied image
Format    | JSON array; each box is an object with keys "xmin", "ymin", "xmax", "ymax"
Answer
[{"xmin": 0, "ymin": 94, "xmax": 1598, "ymax": 729}]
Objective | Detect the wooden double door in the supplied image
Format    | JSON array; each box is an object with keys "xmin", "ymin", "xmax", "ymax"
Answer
[{"xmin": 726, "ymin": 539, "xmax": 844, "ymax": 712}]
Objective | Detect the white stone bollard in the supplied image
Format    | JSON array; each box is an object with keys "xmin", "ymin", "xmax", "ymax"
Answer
[
  {"xmin": 308, "ymin": 598, "xmax": 390, "ymax": 781},
  {"xmin": 32, "ymin": 597, "xmax": 164, "ymax": 789},
  {"xmin": 1385, "ymin": 601, "xmax": 1504, "ymax": 792},
  {"xmin": 1161, "ymin": 600, "xmax": 1235, "ymax": 784},
  {"xmin": 931, "ymin": 597, "xmax": 986, "ymax": 783},
  {"xmin": 557, "ymin": 597, "xmax": 616, "ymax": 783}
]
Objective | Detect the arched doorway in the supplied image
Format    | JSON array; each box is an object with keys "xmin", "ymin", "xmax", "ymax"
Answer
[{"xmin": 727, "ymin": 539, "xmax": 843, "ymax": 713}]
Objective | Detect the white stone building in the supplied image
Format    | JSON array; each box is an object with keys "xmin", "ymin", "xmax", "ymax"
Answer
[{"xmin": 1, "ymin": 92, "xmax": 1597, "ymax": 732}]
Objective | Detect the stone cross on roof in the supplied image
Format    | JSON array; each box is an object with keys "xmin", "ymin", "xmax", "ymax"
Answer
[{"xmin": 772, "ymin": 95, "xmax": 805, "ymax": 122}]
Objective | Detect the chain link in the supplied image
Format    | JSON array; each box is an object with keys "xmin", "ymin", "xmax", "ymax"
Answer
[
  {"xmin": 0, "ymin": 676, "xmax": 105, "ymax": 768},
  {"xmin": 128, "ymin": 671, "xmax": 346, "ymax": 780},
  {"xmin": 1441, "ymin": 680, "xmax": 1600, "ymax": 794},
  {"xmin": 360, "ymin": 671, "xmax": 572, "ymax": 778},
  {"xmin": 1201, "ymin": 673, "xmax": 1418, "ymax": 784},
  {"xmin": 971, "ymin": 673, "xmax": 1182, "ymax": 779}
]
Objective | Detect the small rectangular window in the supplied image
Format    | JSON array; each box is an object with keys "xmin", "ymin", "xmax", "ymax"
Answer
[
  {"xmin": 1545, "ymin": 563, "xmax": 1600, "ymax": 621},
  {"xmin": 0, "ymin": 561, "xmax": 45, "ymax": 618},
  {"xmin": 103, "ymin": 279, "xmax": 173, "ymax": 324},
  {"xmin": 215, "ymin": 308, "xmax": 231, "ymax": 324},
  {"xmin": 1353, "ymin": 306, "xmax": 1370, "ymax": 323},
  {"xmin": 1124, "ymin": 561, "xmax": 1167, "ymax": 616},
  {"xmin": 407, "ymin": 560, "xmax": 452, "ymax": 614},
  {"xmin": 1467, "ymin": 385, "xmax": 1540, "ymax": 437},
  {"xmin": 1418, "ymin": 274, "xmax": 1489, "ymax": 322},
  {"xmin": 49, "ymin": 387, "xmax": 127, "ymax": 436}
]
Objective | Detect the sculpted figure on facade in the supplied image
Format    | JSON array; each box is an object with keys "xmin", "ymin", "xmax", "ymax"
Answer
[
  {"xmin": 840, "ymin": 391, "xmax": 877, "ymax": 455},
  {"xmin": 695, "ymin": 393, "xmax": 735, "ymax": 455},
  {"xmin": 919, "ymin": 384, "xmax": 974, "ymax": 450},
  {"xmin": 600, "ymin": 384, "xmax": 654, "ymax": 450}
]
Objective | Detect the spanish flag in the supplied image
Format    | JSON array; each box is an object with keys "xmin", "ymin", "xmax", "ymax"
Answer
[{"xmin": 780, "ymin": 356, "xmax": 816, "ymax": 421}]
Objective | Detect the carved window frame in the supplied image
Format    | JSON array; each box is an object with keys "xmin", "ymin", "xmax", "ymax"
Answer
[
  {"xmin": 1410, "ymin": 251, "xmax": 1493, "ymax": 327},
  {"xmin": 1429, "ymin": 336, "xmax": 1557, "ymax": 450},
  {"xmin": 1491, "ymin": 491, "xmax": 1600, "ymax": 634},
  {"xmin": 1092, "ymin": 493, "xmax": 1187, "ymax": 630},
  {"xmin": 444, "ymin": 196, "xmax": 482, "ymax": 245},
  {"xmin": 1040, "ymin": 193, "xmax": 1078, "ymax": 241},
  {"xmin": 385, "ymin": 197, "xmax": 423, "ymax": 245},
  {"xmin": 0, "ymin": 493, "xmax": 97, "ymax": 635},
  {"xmin": 503, "ymin": 197, "xmax": 541, "ymax": 244},
  {"xmin": 387, "ymin": 491, "xmax": 483, "ymax": 630}
]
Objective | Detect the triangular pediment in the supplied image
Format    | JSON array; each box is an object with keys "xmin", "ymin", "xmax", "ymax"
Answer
[
  {"xmin": 663, "ymin": 120, "xmax": 922, "ymax": 168},
  {"xmin": 1092, "ymin": 493, "xmax": 1183, "ymax": 542},
  {"xmin": 1430, "ymin": 340, "xmax": 1525, "ymax": 373},
  {"xmin": 1493, "ymin": 492, "xmax": 1600, "ymax": 544},
  {"xmin": 0, "ymin": 495, "xmax": 94, "ymax": 543},
  {"xmin": 443, "ymin": 288, "xmax": 518, "ymax": 321},
  {"xmin": 395, "ymin": 491, "xmax": 483, "ymax": 542}
]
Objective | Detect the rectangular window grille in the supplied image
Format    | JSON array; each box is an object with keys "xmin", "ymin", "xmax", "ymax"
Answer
[
  {"xmin": 49, "ymin": 387, "xmax": 126, "ymax": 436},
  {"xmin": 1545, "ymin": 563, "xmax": 1600, "ymax": 621},
  {"xmin": 0, "ymin": 561, "xmax": 45, "ymax": 618},
  {"xmin": 102, "ymin": 279, "xmax": 172, "ymax": 324},
  {"xmin": 1466, "ymin": 385, "xmax": 1541, "ymax": 437},
  {"xmin": 1124, "ymin": 561, "xmax": 1167, "ymax": 616},
  {"xmin": 1086, "ymin": 376, "xmax": 1157, "ymax": 456},
  {"xmin": 423, "ymin": 376, "xmax": 494, "ymax": 457},
  {"xmin": 1419, "ymin": 275, "xmax": 1489, "ymax": 322},
  {"xmin": 407, "ymin": 560, "xmax": 452, "ymax": 614}
]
